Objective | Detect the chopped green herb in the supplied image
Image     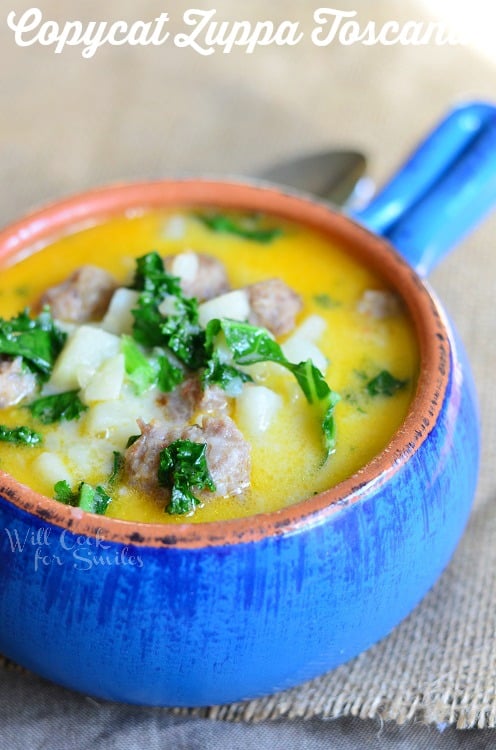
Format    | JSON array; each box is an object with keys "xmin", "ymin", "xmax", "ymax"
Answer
[
  {"xmin": 14, "ymin": 286, "xmax": 30, "ymax": 298},
  {"xmin": 366, "ymin": 370, "xmax": 407, "ymax": 397},
  {"xmin": 0, "ymin": 309, "xmax": 66, "ymax": 380},
  {"xmin": 78, "ymin": 482, "xmax": 112, "ymax": 515},
  {"xmin": 27, "ymin": 390, "xmax": 87, "ymax": 424},
  {"xmin": 205, "ymin": 319, "xmax": 340, "ymax": 459},
  {"xmin": 313, "ymin": 293, "xmax": 340, "ymax": 309},
  {"xmin": 353, "ymin": 369, "xmax": 368, "ymax": 382},
  {"xmin": 0, "ymin": 424, "xmax": 42, "ymax": 446},
  {"xmin": 108, "ymin": 451, "xmax": 124, "ymax": 487},
  {"xmin": 158, "ymin": 439, "xmax": 216, "ymax": 515},
  {"xmin": 53, "ymin": 479, "xmax": 75, "ymax": 504},
  {"xmin": 53, "ymin": 479, "xmax": 112, "ymax": 515},
  {"xmin": 198, "ymin": 213, "xmax": 282, "ymax": 244}
]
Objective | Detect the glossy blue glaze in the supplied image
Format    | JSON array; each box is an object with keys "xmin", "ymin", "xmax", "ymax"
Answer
[
  {"xmin": 0, "ymin": 102, "xmax": 493, "ymax": 705},
  {"xmin": 354, "ymin": 101, "xmax": 496, "ymax": 276}
]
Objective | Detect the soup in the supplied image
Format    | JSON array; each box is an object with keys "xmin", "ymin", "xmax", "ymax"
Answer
[{"xmin": 0, "ymin": 209, "xmax": 418, "ymax": 523}]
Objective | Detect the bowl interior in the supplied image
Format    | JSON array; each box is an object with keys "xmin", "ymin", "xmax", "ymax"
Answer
[{"xmin": 0, "ymin": 179, "xmax": 450, "ymax": 547}]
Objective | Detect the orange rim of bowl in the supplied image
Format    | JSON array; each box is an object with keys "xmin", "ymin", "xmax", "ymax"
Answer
[{"xmin": 0, "ymin": 179, "xmax": 450, "ymax": 548}]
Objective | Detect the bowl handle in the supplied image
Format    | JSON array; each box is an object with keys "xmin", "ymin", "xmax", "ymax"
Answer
[{"xmin": 352, "ymin": 101, "xmax": 496, "ymax": 277}]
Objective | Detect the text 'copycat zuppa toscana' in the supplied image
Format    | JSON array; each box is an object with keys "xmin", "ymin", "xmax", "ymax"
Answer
[{"xmin": 0, "ymin": 210, "xmax": 419, "ymax": 523}]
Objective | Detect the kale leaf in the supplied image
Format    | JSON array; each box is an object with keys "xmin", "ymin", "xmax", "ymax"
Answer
[
  {"xmin": 121, "ymin": 335, "xmax": 160, "ymax": 395},
  {"xmin": 158, "ymin": 439, "xmax": 216, "ymax": 515},
  {"xmin": 53, "ymin": 479, "xmax": 75, "ymax": 504},
  {"xmin": 78, "ymin": 482, "xmax": 112, "ymax": 514},
  {"xmin": 0, "ymin": 424, "xmax": 42, "ymax": 446},
  {"xmin": 53, "ymin": 479, "xmax": 112, "ymax": 515},
  {"xmin": 156, "ymin": 353, "xmax": 184, "ymax": 393},
  {"xmin": 122, "ymin": 335, "xmax": 184, "ymax": 395},
  {"xmin": 27, "ymin": 390, "xmax": 88, "ymax": 424},
  {"xmin": 202, "ymin": 353, "xmax": 253, "ymax": 395},
  {"xmin": 131, "ymin": 251, "xmax": 182, "ymax": 347},
  {"xmin": 0, "ymin": 309, "xmax": 66, "ymax": 380},
  {"xmin": 108, "ymin": 451, "xmax": 124, "ymax": 488},
  {"xmin": 366, "ymin": 370, "xmax": 407, "ymax": 397},
  {"xmin": 130, "ymin": 252, "xmax": 206, "ymax": 369},
  {"xmin": 133, "ymin": 251, "xmax": 182, "ymax": 297},
  {"xmin": 160, "ymin": 295, "xmax": 206, "ymax": 370},
  {"xmin": 197, "ymin": 213, "xmax": 283, "ymax": 244},
  {"xmin": 205, "ymin": 319, "xmax": 340, "ymax": 459},
  {"xmin": 313, "ymin": 293, "xmax": 340, "ymax": 309}
]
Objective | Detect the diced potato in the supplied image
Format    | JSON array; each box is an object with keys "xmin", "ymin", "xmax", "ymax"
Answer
[
  {"xmin": 49, "ymin": 326, "xmax": 121, "ymax": 390},
  {"xmin": 81, "ymin": 354, "xmax": 125, "ymax": 403},
  {"xmin": 34, "ymin": 452, "xmax": 73, "ymax": 487},
  {"xmin": 282, "ymin": 337, "xmax": 328, "ymax": 374},
  {"xmin": 198, "ymin": 289, "xmax": 250, "ymax": 328},
  {"xmin": 235, "ymin": 384, "xmax": 282, "ymax": 436},
  {"xmin": 282, "ymin": 316, "xmax": 328, "ymax": 374},
  {"xmin": 85, "ymin": 400, "xmax": 140, "ymax": 443},
  {"xmin": 64, "ymin": 439, "xmax": 115, "ymax": 479},
  {"xmin": 84, "ymin": 391, "xmax": 163, "ymax": 444},
  {"xmin": 100, "ymin": 289, "xmax": 139, "ymax": 335},
  {"xmin": 64, "ymin": 442, "xmax": 97, "ymax": 477},
  {"xmin": 43, "ymin": 420, "xmax": 79, "ymax": 452},
  {"xmin": 169, "ymin": 250, "xmax": 199, "ymax": 281},
  {"xmin": 293, "ymin": 314, "xmax": 327, "ymax": 342},
  {"xmin": 162, "ymin": 215, "xmax": 187, "ymax": 240}
]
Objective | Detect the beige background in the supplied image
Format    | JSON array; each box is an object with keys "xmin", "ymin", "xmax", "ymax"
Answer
[{"xmin": 1, "ymin": 0, "xmax": 496, "ymax": 732}]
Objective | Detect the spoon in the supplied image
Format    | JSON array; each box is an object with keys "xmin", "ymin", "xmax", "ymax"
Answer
[{"xmin": 255, "ymin": 149, "xmax": 369, "ymax": 206}]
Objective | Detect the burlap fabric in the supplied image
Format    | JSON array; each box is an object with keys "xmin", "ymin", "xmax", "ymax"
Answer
[{"xmin": 1, "ymin": 0, "xmax": 496, "ymax": 733}]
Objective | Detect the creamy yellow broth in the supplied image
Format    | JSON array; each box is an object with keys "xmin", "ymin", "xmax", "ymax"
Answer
[{"xmin": 0, "ymin": 209, "xmax": 419, "ymax": 522}]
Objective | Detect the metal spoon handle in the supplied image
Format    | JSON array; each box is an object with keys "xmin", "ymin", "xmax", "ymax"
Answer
[{"xmin": 257, "ymin": 150, "xmax": 367, "ymax": 206}]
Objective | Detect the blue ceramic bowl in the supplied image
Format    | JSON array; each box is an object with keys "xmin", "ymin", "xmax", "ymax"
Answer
[{"xmin": 0, "ymin": 102, "xmax": 495, "ymax": 706}]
